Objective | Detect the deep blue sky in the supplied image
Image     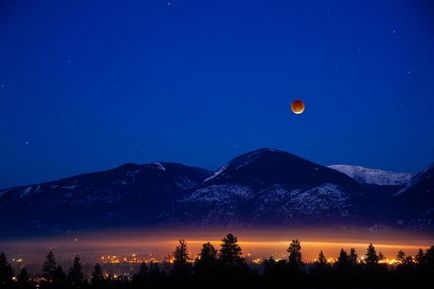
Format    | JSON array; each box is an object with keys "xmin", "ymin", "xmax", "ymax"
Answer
[{"xmin": 1, "ymin": 0, "xmax": 434, "ymax": 188}]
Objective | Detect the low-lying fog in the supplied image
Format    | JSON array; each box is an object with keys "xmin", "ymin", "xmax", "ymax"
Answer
[{"xmin": 1, "ymin": 228, "xmax": 433, "ymax": 274}]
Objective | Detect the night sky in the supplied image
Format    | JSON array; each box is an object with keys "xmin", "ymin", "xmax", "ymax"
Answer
[{"xmin": 1, "ymin": 0, "xmax": 434, "ymax": 188}]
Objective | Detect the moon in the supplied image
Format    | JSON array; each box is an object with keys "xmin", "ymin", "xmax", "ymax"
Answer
[{"xmin": 291, "ymin": 100, "xmax": 305, "ymax": 115}]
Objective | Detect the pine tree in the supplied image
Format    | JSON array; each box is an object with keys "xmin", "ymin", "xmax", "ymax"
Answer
[
  {"xmin": 219, "ymin": 233, "xmax": 244, "ymax": 266},
  {"xmin": 397, "ymin": 250, "xmax": 406, "ymax": 264},
  {"xmin": 425, "ymin": 246, "xmax": 434, "ymax": 265},
  {"xmin": 137, "ymin": 262, "xmax": 148, "ymax": 276},
  {"xmin": 415, "ymin": 248, "xmax": 426, "ymax": 265},
  {"xmin": 171, "ymin": 239, "xmax": 192, "ymax": 279},
  {"xmin": 378, "ymin": 252, "xmax": 385, "ymax": 262},
  {"xmin": 197, "ymin": 242, "xmax": 217, "ymax": 264},
  {"xmin": 148, "ymin": 262, "xmax": 164, "ymax": 284},
  {"xmin": 173, "ymin": 240, "xmax": 190, "ymax": 266},
  {"xmin": 311, "ymin": 250, "xmax": 331, "ymax": 288},
  {"xmin": 91, "ymin": 263, "xmax": 105, "ymax": 288},
  {"xmin": 287, "ymin": 239, "xmax": 302, "ymax": 267},
  {"xmin": 404, "ymin": 256, "xmax": 414, "ymax": 265},
  {"xmin": 349, "ymin": 248, "xmax": 358, "ymax": 265},
  {"xmin": 262, "ymin": 257, "xmax": 276, "ymax": 277},
  {"xmin": 17, "ymin": 268, "xmax": 31, "ymax": 289},
  {"xmin": 365, "ymin": 243, "xmax": 379, "ymax": 265},
  {"xmin": 17, "ymin": 267, "xmax": 29, "ymax": 283},
  {"xmin": 0, "ymin": 252, "xmax": 14, "ymax": 287},
  {"xmin": 195, "ymin": 242, "xmax": 218, "ymax": 280},
  {"xmin": 52, "ymin": 266, "xmax": 66, "ymax": 288},
  {"xmin": 132, "ymin": 262, "xmax": 148, "ymax": 288},
  {"xmin": 195, "ymin": 242, "xmax": 217, "ymax": 270},
  {"xmin": 316, "ymin": 251, "xmax": 327, "ymax": 265},
  {"xmin": 336, "ymin": 249, "xmax": 349, "ymax": 267},
  {"xmin": 67, "ymin": 255, "xmax": 85, "ymax": 288},
  {"xmin": 42, "ymin": 251, "xmax": 57, "ymax": 281},
  {"xmin": 149, "ymin": 262, "xmax": 161, "ymax": 278}
]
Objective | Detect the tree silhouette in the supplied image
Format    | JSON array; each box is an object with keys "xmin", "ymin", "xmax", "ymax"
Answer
[
  {"xmin": 4, "ymin": 233, "xmax": 434, "ymax": 289},
  {"xmin": 42, "ymin": 251, "xmax": 57, "ymax": 281},
  {"xmin": 219, "ymin": 233, "xmax": 244, "ymax": 267},
  {"xmin": 286, "ymin": 239, "xmax": 305, "ymax": 288},
  {"xmin": 334, "ymin": 248, "xmax": 355, "ymax": 288},
  {"xmin": 194, "ymin": 242, "xmax": 218, "ymax": 281},
  {"xmin": 349, "ymin": 248, "xmax": 358, "ymax": 265},
  {"xmin": 425, "ymin": 245, "xmax": 434, "ymax": 265},
  {"xmin": 336, "ymin": 249, "xmax": 349, "ymax": 268},
  {"xmin": 394, "ymin": 249, "xmax": 418, "ymax": 289},
  {"xmin": 90, "ymin": 263, "xmax": 105, "ymax": 289},
  {"xmin": 310, "ymin": 251, "xmax": 332, "ymax": 289},
  {"xmin": 218, "ymin": 233, "xmax": 250, "ymax": 285},
  {"xmin": 365, "ymin": 243, "xmax": 379, "ymax": 265},
  {"xmin": 415, "ymin": 248, "xmax": 426, "ymax": 264},
  {"xmin": 173, "ymin": 240, "xmax": 191, "ymax": 265},
  {"xmin": 148, "ymin": 262, "xmax": 166, "ymax": 287},
  {"xmin": 397, "ymin": 250, "xmax": 406, "ymax": 264},
  {"xmin": 363, "ymin": 244, "xmax": 388, "ymax": 288},
  {"xmin": 171, "ymin": 239, "xmax": 192, "ymax": 280},
  {"xmin": 67, "ymin": 255, "xmax": 86, "ymax": 288},
  {"xmin": 132, "ymin": 262, "xmax": 148, "ymax": 288},
  {"xmin": 378, "ymin": 252, "xmax": 385, "ymax": 262},
  {"xmin": 262, "ymin": 256, "xmax": 287, "ymax": 286},
  {"xmin": 316, "ymin": 251, "xmax": 327, "ymax": 264},
  {"xmin": 51, "ymin": 266, "xmax": 67, "ymax": 289},
  {"xmin": 17, "ymin": 267, "xmax": 34, "ymax": 289},
  {"xmin": 287, "ymin": 239, "xmax": 303, "ymax": 267},
  {"xmin": 0, "ymin": 252, "xmax": 14, "ymax": 288}
]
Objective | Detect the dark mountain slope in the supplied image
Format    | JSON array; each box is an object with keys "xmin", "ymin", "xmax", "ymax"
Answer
[
  {"xmin": 0, "ymin": 162, "xmax": 211, "ymax": 236},
  {"xmin": 393, "ymin": 164, "xmax": 434, "ymax": 229},
  {"xmin": 169, "ymin": 149, "xmax": 393, "ymax": 228},
  {"xmin": 0, "ymin": 148, "xmax": 432, "ymax": 237}
]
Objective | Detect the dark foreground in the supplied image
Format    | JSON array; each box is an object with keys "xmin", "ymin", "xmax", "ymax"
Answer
[{"xmin": 1, "ymin": 233, "xmax": 434, "ymax": 289}]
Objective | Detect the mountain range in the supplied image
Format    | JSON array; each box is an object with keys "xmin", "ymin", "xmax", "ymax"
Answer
[{"xmin": 0, "ymin": 148, "xmax": 433, "ymax": 237}]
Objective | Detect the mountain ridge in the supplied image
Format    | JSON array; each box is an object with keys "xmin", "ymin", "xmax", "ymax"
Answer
[
  {"xmin": 0, "ymin": 148, "xmax": 433, "ymax": 237},
  {"xmin": 328, "ymin": 164, "xmax": 415, "ymax": 186}
]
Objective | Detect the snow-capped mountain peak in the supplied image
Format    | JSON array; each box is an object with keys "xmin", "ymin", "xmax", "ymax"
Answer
[{"xmin": 328, "ymin": 164, "xmax": 414, "ymax": 186}]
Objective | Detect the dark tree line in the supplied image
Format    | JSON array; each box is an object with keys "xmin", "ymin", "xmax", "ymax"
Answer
[{"xmin": 1, "ymin": 234, "xmax": 434, "ymax": 289}]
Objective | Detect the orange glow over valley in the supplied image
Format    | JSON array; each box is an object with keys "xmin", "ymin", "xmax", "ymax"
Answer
[{"xmin": 1, "ymin": 228, "xmax": 433, "ymax": 265}]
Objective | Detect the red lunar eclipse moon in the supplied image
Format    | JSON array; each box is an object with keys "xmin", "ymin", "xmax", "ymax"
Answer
[{"xmin": 291, "ymin": 100, "xmax": 305, "ymax": 115}]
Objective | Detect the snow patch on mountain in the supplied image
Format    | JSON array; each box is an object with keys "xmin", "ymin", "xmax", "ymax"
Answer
[
  {"xmin": 61, "ymin": 185, "xmax": 79, "ymax": 190},
  {"xmin": 175, "ymin": 176, "xmax": 198, "ymax": 190},
  {"xmin": 34, "ymin": 185, "xmax": 41, "ymax": 193},
  {"xmin": 184, "ymin": 184, "xmax": 253, "ymax": 203},
  {"xmin": 232, "ymin": 148, "xmax": 277, "ymax": 170},
  {"xmin": 328, "ymin": 165, "xmax": 414, "ymax": 186},
  {"xmin": 126, "ymin": 170, "xmax": 139, "ymax": 183},
  {"xmin": 152, "ymin": 162, "xmax": 166, "ymax": 171},
  {"xmin": 407, "ymin": 208, "xmax": 434, "ymax": 229},
  {"xmin": 247, "ymin": 183, "xmax": 353, "ymax": 226},
  {"xmin": 20, "ymin": 186, "xmax": 33, "ymax": 198},
  {"xmin": 285, "ymin": 184, "xmax": 350, "ymax": 215},
  {"xmin": 0, "ymin": 189, "xmax": 10, "ymax": 198},
  {"xmin": 204, "ymin": 164, "xmax": 229, "ymax": 182},
  {"xmin": 204, "ymin": 149, "xmax": 282, "ymax": 183},
  {"xmin": 233, "ymin": 151, "xmax": 263, "ymax": 170}
]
